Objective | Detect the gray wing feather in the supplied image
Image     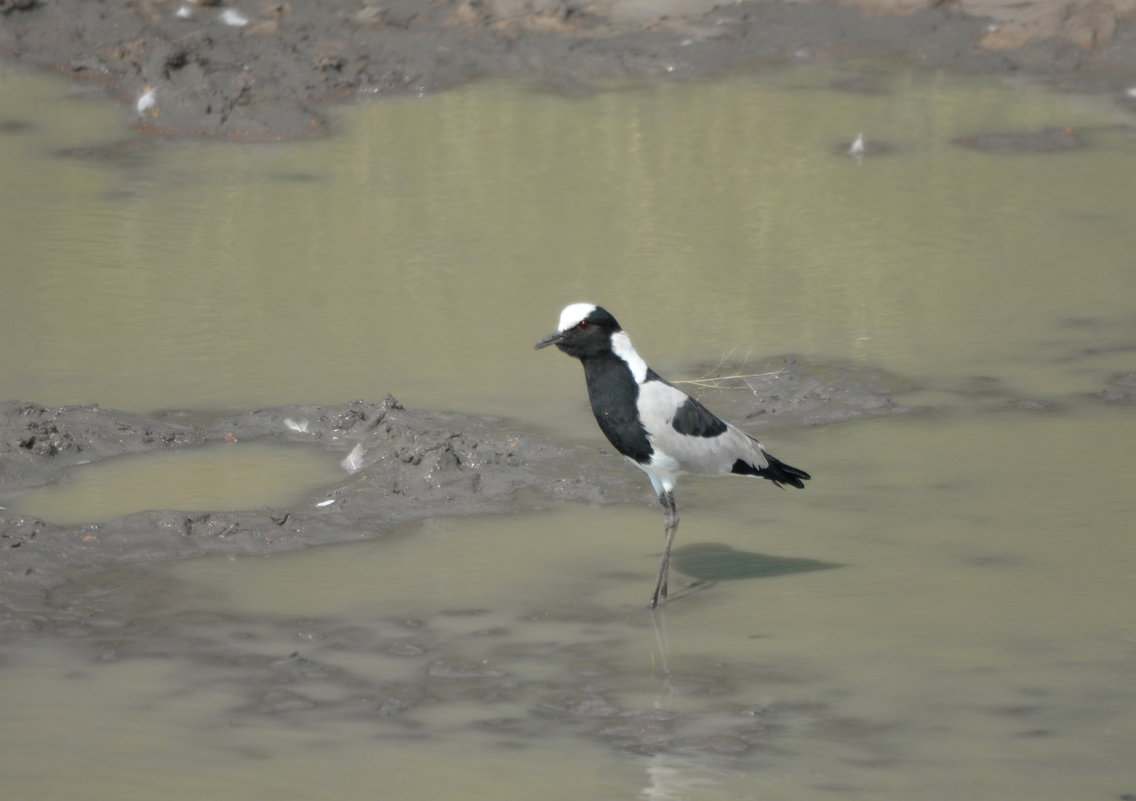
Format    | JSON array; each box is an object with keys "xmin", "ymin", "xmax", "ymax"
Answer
[{"xmin": 637, "ymin": 381, "xmax": 769, "ymax": 476}]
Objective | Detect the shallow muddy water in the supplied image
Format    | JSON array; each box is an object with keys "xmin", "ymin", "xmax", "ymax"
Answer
[
  {"xmin": 4, "ymin": 442, "xmax": 343, "ymax": 526},
  {"xmin": 8, "ymin": 414, "xmax": 1136, "ymax": 800},
  {"xmin": 2, "ymin": 62, "xmax": 1136, "ymax": 800},
  {"xmin": 3, "ymin": 64, "xmax": 1136, "ymax": 421}
]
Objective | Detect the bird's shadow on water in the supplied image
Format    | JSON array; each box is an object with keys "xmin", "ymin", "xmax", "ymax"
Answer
[{"xmin": 669, "ymin": 543, "xmax": 841, "ymax": 596}]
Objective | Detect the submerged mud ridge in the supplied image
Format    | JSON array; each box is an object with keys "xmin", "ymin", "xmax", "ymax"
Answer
[
  {"xmin": 0, "ymin": 358, "xmax": 905, "ymax": 618},
  {"xmin": 3, "ymin": 1, "xmax": 1136, "ymax": 139},
  {"xmin": 37, "ymin": 561, "xmax": 860, "ymax": 767},
  {"xmin": 66, "ymin": 578, "xmax": 853, "ymax": 759}
]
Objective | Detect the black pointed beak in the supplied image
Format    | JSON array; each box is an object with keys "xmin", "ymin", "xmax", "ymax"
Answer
[{"xmin": 534, "ymin": 331, "xmax": 564, "ymax": 350}]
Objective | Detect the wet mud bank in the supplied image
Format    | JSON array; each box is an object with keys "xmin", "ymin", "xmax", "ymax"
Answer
[
  {"xmin": 0, "ymin": 358, "xmax": 905, "ymax": 621},
  {"xmin": 3, "ymin": 1, "xmax": 1136, "ymax": 140},
  {"xmin": 7, "ymin": 352, "xmax": 1126, "ymax": 625}
]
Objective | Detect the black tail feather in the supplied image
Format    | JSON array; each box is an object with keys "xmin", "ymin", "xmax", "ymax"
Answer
[{"xmin": 731, "ymin": 454, "xmax": 810, "ymax": 489}]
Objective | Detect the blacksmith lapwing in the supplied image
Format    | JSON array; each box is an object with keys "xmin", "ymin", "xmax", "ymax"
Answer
[{"xmin": 536, "ymin": 303, "xmax": 810, "ymax": 608}]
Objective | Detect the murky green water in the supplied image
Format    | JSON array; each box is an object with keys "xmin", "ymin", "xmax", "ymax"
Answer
[{"xmin": 2, "ymin": 61, "xmax": 1135, "ymax": 800}]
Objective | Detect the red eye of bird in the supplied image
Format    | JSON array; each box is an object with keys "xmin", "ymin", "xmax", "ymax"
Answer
[{"xmin": 578, "ymin": 320, "xmax": 590, "ymax": 330}]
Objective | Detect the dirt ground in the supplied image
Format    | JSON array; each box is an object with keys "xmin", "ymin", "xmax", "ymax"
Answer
[{"xmin": 3, "ymin": 0, "xmax": 1136, "ymax": 140}]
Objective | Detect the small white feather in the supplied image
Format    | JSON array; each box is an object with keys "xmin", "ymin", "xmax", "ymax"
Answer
[
  {"xmin": 135, "ymin": 87, "xmax": 156, "ymax": 115},
  {"xmin": 340, "ymin": 444, "xmax": 366, "ymax": 473},
  {"xmin": 220, "ymin": 8, "xmax": 249, "ymax": 26}
]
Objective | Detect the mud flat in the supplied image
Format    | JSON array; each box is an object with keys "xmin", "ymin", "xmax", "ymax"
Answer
[
  {"xmin": 3, "ymin": 1, "xmax": 1136, "ymax": 140},
  {"xmin": 0, "ymin": 358, "xmax": 914, "ymax": 620}
]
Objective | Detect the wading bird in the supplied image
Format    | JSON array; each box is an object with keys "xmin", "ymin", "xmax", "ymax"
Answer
[{"xmin": 536, "ymin": 303, "xmax": 810, "ymax": 608}]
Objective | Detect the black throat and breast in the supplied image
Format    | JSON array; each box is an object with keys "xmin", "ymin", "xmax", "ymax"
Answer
[{"xmin": 580, "ymin": 353, "xmax": 653, "ymax": 465}]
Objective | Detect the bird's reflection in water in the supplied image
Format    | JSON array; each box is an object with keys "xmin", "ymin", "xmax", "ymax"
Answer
[
  {"xmin": 638, "ymin": 550, "xmax": 840, "ymax": 798},
  {"xmin": 642, "ymin": 607, "xmax": 749, "ymax": 801},
  {"xmin": 641, "ymin": 751, "xmax": 742, "ymax": 801}
]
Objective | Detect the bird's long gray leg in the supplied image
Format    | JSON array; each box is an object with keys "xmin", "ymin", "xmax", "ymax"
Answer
[{"xmin": 650, "ymin": 490, "xmax": 679, "ymax": 609}]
